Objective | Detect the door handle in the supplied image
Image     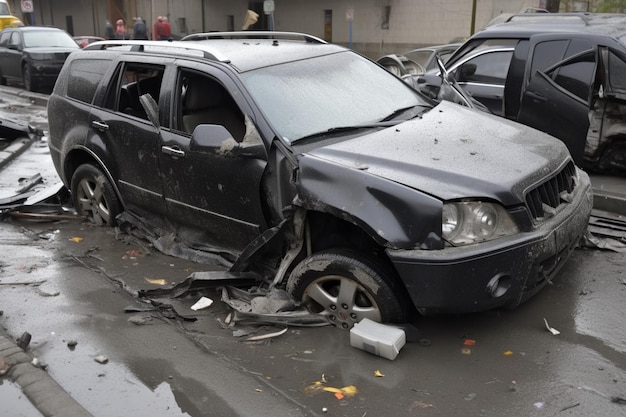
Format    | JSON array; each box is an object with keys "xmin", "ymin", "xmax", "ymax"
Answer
[
  {"xmin": 91, "ymin": 120, "xmax": 109, "ymax": 131},
  {"xmin": 161, "ymin": 145, "xmax": 185, "ymax": 158}
]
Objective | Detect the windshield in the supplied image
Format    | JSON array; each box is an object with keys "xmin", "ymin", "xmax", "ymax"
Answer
[
  {"xmin": 23, "ymin": 30, "xmax": 79, "ymax": 48},
  {"xmin": 0, "ymin": 4, "xmax": 9, "ymax": 15},
  {"xmin": 241, "ymin": 52, "xmax": 431, "ymax": 142}
]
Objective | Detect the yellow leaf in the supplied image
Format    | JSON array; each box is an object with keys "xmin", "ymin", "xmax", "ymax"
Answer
[
  {"xmin": 70, "ymin": 237, "xmax": 83, "ymax": 243},
  {"xmin": 374, "ymin": 370, "xmax": 384, "ymax": 377},
  {"xmin": 503, "ymin": 350, "xmax": 514, "ymax": 356}
]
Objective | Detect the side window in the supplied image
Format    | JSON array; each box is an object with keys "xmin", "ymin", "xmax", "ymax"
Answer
[
  {"xmin": 547, "ymin": 51, "xmax": 595, "ymax": 102},
  {"xmin": 176, "ymin": 70, "xmax": 245, "ymax": 141},
  {"xmin": 67, "ymin": 59, "xmax": 112, "ymax": 104},
  {"xmin": 608, "ymin": 49, "xmax": 626, "ymax": 93},
  {"xmin": 0, "ymin": 31, "xmax": 10, "ymax": 47},
  {"xmin": 456, "ymin": 50, "xmax": 512, "ymax": 85},
  {"xmin": 105, "ymin": 62, "xmax": 164, "ymax": 120},
  {"xmin": 529, "ymin": 40, "xmax": 569, "ymax": 78}
]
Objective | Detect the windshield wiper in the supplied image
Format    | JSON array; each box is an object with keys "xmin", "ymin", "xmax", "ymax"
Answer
[
  {"xmin": 295, "ymin": 122, "xmax": 396, "ymax": 144},
  {"xmin": 381, "ymin": 104, "xmax": 429, "ymax": 122}
]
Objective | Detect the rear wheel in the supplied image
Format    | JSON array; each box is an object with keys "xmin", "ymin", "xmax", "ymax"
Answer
[
  {"xmin": 287, "ymin": 250, "xmax": 408, "ymax": 329},
  {"xmin": 70, "ymin": 164, "xmax": 121, "ymax": 226}
]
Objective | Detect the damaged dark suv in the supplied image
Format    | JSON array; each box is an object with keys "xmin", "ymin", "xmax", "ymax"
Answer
[{"xmin": 47, "ymin": 33, "xmax": 593, "ymax": 328}]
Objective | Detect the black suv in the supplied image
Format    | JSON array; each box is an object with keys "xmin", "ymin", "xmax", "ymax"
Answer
[
  {"xmin": 47, "ymin": 33, "xmax": 592, "ymax": 327},
  {"xmin": 437, "ymin": 13, "xmax": 626, "ymax": 175}
]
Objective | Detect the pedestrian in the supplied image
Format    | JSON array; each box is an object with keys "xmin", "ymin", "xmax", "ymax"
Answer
[
  {"xmin": 133, "ymin": 17, "xmax": 148, "ymax": 40},
  {"xmin": 104, "ymin": 19, "xmax": 114, "ymax": 39},
  {"xmin": 152, "ymin": 16, "xmax": 164, "ymax": 40},
  {"xmin": 162, "ymin": 16, "xmax": 171, "ymax": 40},
  {"xmin": 115, "ymin": 19, "xmax": 128, "ymax": 40}
]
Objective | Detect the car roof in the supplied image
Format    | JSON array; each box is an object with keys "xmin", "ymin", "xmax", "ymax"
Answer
[
  {"xmin": 472, "ymin": 13, "xmax": 626, "ymax": 42},
  {"xmin": 84, "ymin": 31, "xmax": 349, "ymax": 73},
  {"xmin": 4, "ymin": 26, "xmax": 65, "ymax": 32}
]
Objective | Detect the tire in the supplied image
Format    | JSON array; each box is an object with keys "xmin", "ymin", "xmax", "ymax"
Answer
[
  {"xmin": 286, "ymin": 250, "xmax": 408, "ymax": 329},
  {"xmin": 22, "ymin": 64, "xmax": 38, "ymax": 92},
  {"xmin": 70, "ymin": 164, "xmax": 121, "ymax": 226}
]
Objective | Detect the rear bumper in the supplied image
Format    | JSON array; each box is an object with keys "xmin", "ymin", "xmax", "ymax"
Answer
[{"xmin": 387, "ymin": 173, "xmax": 593, "ymax": 315}]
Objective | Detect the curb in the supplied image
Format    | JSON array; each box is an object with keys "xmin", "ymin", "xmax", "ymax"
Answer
[
  {"xmin": 0, "ymin": 137, "xmax": 33, "ymax": 171},
  {"xmin": 0, "ymin": 333, "xmax": 94, "ymax": 417}
]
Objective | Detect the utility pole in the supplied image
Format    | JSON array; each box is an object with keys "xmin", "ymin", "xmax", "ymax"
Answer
[{"xmin": 470, "ymin": 0, "xmax": 477, "ymax": 35}]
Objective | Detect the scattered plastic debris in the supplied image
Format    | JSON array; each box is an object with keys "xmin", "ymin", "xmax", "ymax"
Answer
[
  {"xmin": 246, "ymin": 327, "xmax": 288, "ymax": 341},
  {"xmin": 304, "ymin": 379, "xmax": 358, "ymax": 401},
  {"xmin": 349, "ymin": 318, "xmax": 406, "ymax": 360},
  {"xmin": 190, "ymin": 296, "xmax": 213, "ymax": 311},
  {"xmin": 534, "ymin": 402, "xmax": 544, "ymax": 409},
  {"xmin": 70, "ymin": 236, "xmax": 84, "ymax": 243},
  {"xmin": 94, "ymin": 355, "xmax": 109, "ymax": 364},
  {"xmin": 144, "ymin": 277, "xmax": 168, "ymax": 286},
  {"xmin": 374, "ymin": 370, "xmax": 384, "ymax": 377},
  {"xmin": 463, "ymin": 339, "xmax": 476, "ymax": 346},
  {"xmin": 67, "ymin": 340, "xmax": 78, "ymax": 350},
  {"xmin": 543, "ymin": 318, "xmax": 560, "ymax": 335},
  {"xmin": 503, "ymin": 350, "xmax": 514, "ymax": 356}
]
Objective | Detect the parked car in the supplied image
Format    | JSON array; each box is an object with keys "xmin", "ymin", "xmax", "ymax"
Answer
[
  {"xmin": 0, "ymin": 26, "xmax": 79, "ymax": 92},
  {"xmin": 73, "ymin": 35, "xmax": 105, "ymax": 48},
  {"xmin": 0, "ymin": 0, "xmax": 22, "ymax": 31},
  {"xmin": 48, "ymin": 33, "xmax": 592, "ymax": 328},
  {"xmin": 420, "ymin": 13, "xmax": 626, "ymax": 175},
  {"xmin": 402, "ymin": 43, "xmax": 460, "ymax": 72}
]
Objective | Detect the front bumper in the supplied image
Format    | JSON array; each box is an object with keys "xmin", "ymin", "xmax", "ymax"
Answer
[{"xmin": 387, "ymin": 173, "xmax": 593, "ymax": 315}]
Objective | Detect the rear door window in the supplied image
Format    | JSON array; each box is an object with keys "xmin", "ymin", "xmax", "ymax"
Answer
[
  {"xmin": 103, "ymin": 62, "xmax": 165, "ymax": 120},
  {"xmin": 66, "ymin": 59, "xmax": 112, "ymax": 104}
]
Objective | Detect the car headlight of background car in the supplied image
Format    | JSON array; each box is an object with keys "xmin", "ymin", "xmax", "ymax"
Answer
[
  {"xmin": 442, "ymin": 201, "xmax": 519, "ymax": 246},
  {"xmin": 29, "ymin": 53, "xmax": 56, "ymax": 61}
]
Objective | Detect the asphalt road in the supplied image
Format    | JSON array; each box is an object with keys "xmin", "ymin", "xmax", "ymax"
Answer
[{"xmin": 0, "ymin": 88, "xmax": 625, "ymax": 417}]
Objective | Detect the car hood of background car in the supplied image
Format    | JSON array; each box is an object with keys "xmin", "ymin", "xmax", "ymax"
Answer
[
  {"xmin": 25, "ymin": 46, "xmax": 79, "ymax": 55},
  {"xmin": 302, "ymin": 101, "xmax": 571, "ymax": 206}
]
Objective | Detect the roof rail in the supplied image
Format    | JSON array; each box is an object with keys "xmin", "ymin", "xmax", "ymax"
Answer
[
  {"xmin": 83, "ymin": 40, "xmax": 230, "ymax": 62},
  {"xmin": 181, "ymin": 31, "xmax": 327, "ymax": 44},
  {"xmin": 505, "ymin": 12, "xmax": 591, "ymax": 24}
]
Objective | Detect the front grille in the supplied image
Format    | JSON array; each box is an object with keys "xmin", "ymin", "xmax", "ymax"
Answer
[{"xmin": 526, "ymin": 161, "xmax": 577, "ymax": 220}]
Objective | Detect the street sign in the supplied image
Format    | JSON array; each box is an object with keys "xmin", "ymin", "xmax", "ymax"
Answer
[
  {"xmin": 21, "ymin": 0, "xmax": 34, "ymax": 13},
  {"xmin": 346, "ymin": 8, "xmax": 354, "ymax": 21},
  {"xmin": 264, "ymin": 0, "xmax": 274, "ymax": 14}
]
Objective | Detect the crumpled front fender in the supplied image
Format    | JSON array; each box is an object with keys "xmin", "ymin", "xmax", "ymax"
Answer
[{"xmin": 296, "ymin": 155, "xmax": 444, "ymax": 250}]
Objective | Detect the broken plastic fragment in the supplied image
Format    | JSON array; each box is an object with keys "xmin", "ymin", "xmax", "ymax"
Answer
[
  {"xmin": 94, "ymin": 355, "xmax": 109, "ymax": 364},
  {"xmin": 503, "ymin": 350, "xmax": 514, "ymax": 356},
  {"xmin": 144, "ymin": 278, "xmax": 167, "ymax": 285},
  {"xmin": 246, "ymin": 327, "xmax": 288, "ymax": 341},
  {"xmin": 543, "ymin": 318, "xmax": 560, "ymax": 335},
  {"xmin": 190, "ymin": 296, "xmax": 213, "ymax": 311},
  {"xmin": 374, "ymin": 370, "xmax": 384, "ymax": 377},
  {"xmin": 70, "ymin": 236, "xmax": 83, "ymax": 243},
  {"xmin": 463, "ymin": 339, "xmax": 476, "ymax": 346}
]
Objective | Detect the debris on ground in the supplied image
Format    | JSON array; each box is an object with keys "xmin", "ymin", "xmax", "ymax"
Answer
[
  {"xmin": 16, "ymin": 331, "xmax": 31, "ymax": 350},
  {"xmin": 582, "ymin": 210, "xmax": 626, "ymax": 253},
  {"xmin": 543, "ymin": 318, "xmax": 560, "ymax": 335},
  {"xmin": 94, "ymin": 355, "xmax": 109, "ymax": 364},
  {"xmin": 0, "ymin": 356, "xmax": 12, "ymax": 375},
  {"xmin": 190, "ymin": 296, "xmax": 213, "ymax": 311}
]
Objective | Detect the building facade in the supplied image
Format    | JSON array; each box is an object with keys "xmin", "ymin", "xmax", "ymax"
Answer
[{"xmin": 4, "ymin": 0, "xmax": 617, "ymax": 58}]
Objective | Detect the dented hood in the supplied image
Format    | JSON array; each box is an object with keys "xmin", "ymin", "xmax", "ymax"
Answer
[{"xmin": 302, "ymin": 101, "xmax": 571, "ymax": 206}]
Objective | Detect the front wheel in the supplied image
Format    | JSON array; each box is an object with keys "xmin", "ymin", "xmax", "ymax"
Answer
[
  {"xmin": 70, "ymin": 164, "xmax": 121, "ymax": 226},
  {"xmin": 22, "ymin": 64, "xmax": 38, "ymax": 92},
  {"xmin": 286, "ymin": 250, "xmax": 408, "ymax": 329}
]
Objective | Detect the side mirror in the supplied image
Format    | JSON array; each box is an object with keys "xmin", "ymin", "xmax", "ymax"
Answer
[{"xmin": 139, "ymin": 93, "xmax": 160, "ymax": 130}]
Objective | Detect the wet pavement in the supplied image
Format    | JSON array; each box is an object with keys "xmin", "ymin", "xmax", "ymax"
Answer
[{"xmin": 0, "ymin": 86, "xmax": 625, "ymax": 417}]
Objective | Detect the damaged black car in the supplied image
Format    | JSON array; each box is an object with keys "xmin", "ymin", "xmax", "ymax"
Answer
[{"xmin": 47, "ymin": 32, "xmax": 593, "ymax": 328}]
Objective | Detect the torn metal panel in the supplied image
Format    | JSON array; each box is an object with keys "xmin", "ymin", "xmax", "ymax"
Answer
[
  {"xmin": 137, "ymin": 271, "xmax": 262, "ymax": 299},
  {"xmin": 220, "ymin": 286, "xmax": 330, "ymax": 327}
]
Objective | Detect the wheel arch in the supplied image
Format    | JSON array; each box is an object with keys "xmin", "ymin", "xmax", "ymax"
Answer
[{"xmin": 63, "ymin": 146, "xmax": 125, "ymax": 209}]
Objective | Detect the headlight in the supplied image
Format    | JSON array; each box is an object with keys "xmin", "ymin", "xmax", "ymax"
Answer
[{"xmin": 442, "ymin": 201, "xmax": 519, "ymax": 246}]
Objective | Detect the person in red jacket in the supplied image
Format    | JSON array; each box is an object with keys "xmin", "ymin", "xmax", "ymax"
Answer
[
  {"xmin": 162, "ymin": 16, "xmax": 171, "ymax": 40},
  {"xmin": 152, "ymin": 16, "xmax": 164, "ymax": 40}
]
